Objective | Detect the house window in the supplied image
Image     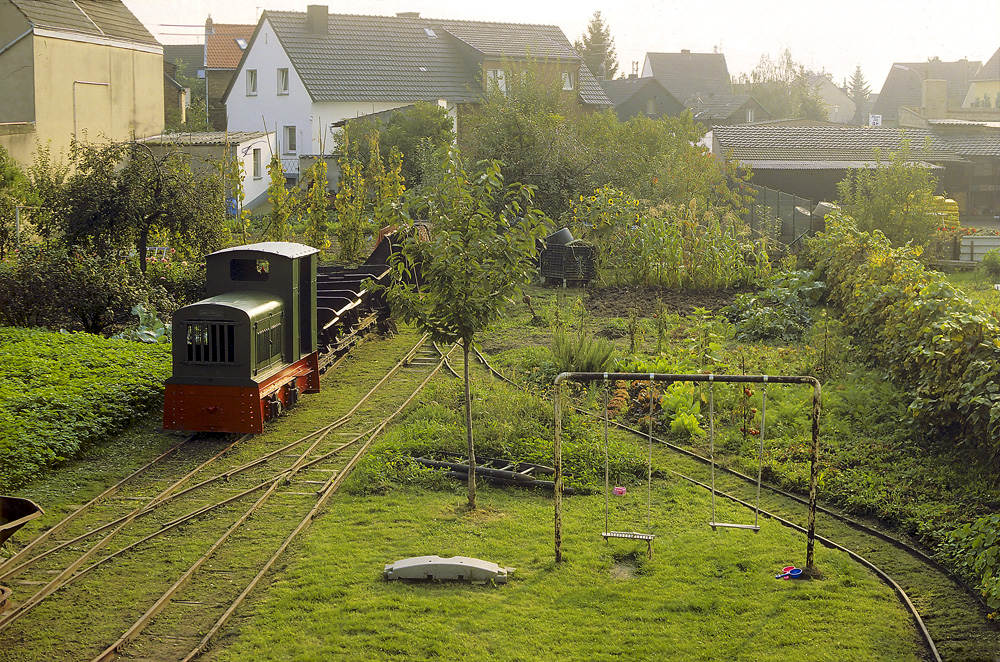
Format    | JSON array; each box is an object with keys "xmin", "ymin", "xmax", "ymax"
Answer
[
  {"xmin": 746, "ymin": 109, "xmax": 754, "ymax": 123},
  {"xmin": 562, "ymin": 71, "xmax": 575, "ymax": 91},
  {"xmin": 833, "ymin": 105, "xmax": 841, "ymax": 114},
  {"xmin": 283, "ymin": 126, "xmax": 296, "ymax": 154},
  {"xmin": 277, "ymin": 68, "xmax": 289, "ymax": 94},
  {"xmin": 486, "ymin": 68, "xmax": 506, "ymax": 93},
  {"xmin": 646, "ymin": 97, "xmax": 656, "ymax": 115},
  {"xmin": 235, "ymin": 38, "xmax": 248, "ymax": 50},
  {"xmin": 246, "ymin": 69, "xmax": 257, "ymax": 96},
  {"xmin": 253, "ymin": 148, "xmax": 262, "ymax": 179}
]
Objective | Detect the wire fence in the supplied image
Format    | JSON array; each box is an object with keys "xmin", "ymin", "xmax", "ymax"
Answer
[{"xmin": 743, "ymin": 184, "xmax": 819, "ymax": 251}]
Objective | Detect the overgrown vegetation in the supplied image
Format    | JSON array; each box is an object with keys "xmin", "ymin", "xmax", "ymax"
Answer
[{"xmin": 0, "ymin": 327, "xmax": 170, "ymax": 491}]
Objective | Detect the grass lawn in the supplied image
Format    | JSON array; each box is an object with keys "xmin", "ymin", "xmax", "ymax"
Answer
[{"xmin": 213, "ymin": 473, "xmax": 921, "ymax": 661}]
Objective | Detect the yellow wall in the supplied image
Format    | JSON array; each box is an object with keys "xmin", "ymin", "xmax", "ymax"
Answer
[{"xmin": 0, "ymin": 31, "xmax": 164, "ymax": 168}]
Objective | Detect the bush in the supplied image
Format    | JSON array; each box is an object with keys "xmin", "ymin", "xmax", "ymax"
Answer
[
  {"xmin": 724, "ymin": 270, "xmax": 824, "ymax": 342},
  {"xmin": 942, "ymin": 514, "xmax": 1000, "ymax": 619},
  {"xmin": 0, "ymin": 245, "xmax": 175, "ymax": 333},
  {"xmin": 144, "ymin": 254, "xmax": 206, "ymax": 308},
  {"xmin": 805, "ymin": 214, "xmax": 1000, "ymax": 455},
  {"xmin": 551, "ymin": 327, "xmax": 615, "ymax": 373},
  {"xmin": 0, "ymin": 327, "xmax": 171, "ymax": 490},
  {"xmin": 981, "ymin": 248, "xmax": 1000, "ymax": 279}
]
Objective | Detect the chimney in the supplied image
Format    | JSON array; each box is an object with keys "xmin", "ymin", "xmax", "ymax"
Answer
[
  {"xmin": 681, "ymin": 49, "xmax": 690, "ymax": 55},
  {"xmin": 205, "ymin": 15, "xmax": 214, "ymax": 36},
  {"xmin": 922, "ymin": 79, "xmax": 947, "ymax": 119},
  {"xmin": 306, "ymin": 5, "xmax": 328, "ymax": 34},
  {"xmin": 397, "ymin": 12, "xmax": 420, "ymax": 18}
]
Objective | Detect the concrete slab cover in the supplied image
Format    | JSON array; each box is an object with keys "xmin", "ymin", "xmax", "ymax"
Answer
[{"xmin": 383, "ymin": 555, "xmax": 513, "ymax": 584}]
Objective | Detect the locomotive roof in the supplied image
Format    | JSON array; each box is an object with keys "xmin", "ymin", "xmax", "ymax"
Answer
[{"xmin": 209, "ymin": 242, "xmax": 319, "ymax": 259}]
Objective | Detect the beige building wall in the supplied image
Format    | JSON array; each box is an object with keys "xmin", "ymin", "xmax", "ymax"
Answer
[{"xmin": 0, "ymin": 30, "xmax": 164, "ymax": 168}]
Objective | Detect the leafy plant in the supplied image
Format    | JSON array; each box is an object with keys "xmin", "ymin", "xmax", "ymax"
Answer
[
  {"xmin": 943, "ymin": 514, "xmax": 1000, "ymax": 618},
  {"xmin": 725, "ymin": 270, "xmax": 824, "ymax": 342},
  {"xmin": 980, "ymin": 247, "xmax": 1000, "ymax": 279},
  {"xmin": 551, "ymin": 327, "xmax": 615, "ymax": 373}
]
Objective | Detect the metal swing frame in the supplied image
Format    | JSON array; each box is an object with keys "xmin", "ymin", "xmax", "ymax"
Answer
[{"xmin": 553, "ymin": 372, "xmax": 822, "ymax": 570}]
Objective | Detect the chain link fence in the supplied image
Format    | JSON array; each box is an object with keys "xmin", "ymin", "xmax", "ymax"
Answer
[{"xmin": 743, "ymin": 184, "xmax": 820, "ymax": 251}]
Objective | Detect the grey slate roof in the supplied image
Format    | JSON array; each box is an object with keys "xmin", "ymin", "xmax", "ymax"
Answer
[
  {"xmin": 690, "ymin": 95, "xmax": 755, "ymax": 121},
  {"xmin": 872, "ymin": 58, "xmax": 981, "ymax": 124},
  {"xmin": 973, "ymin": 48, "xmax": 1000, "ymax": 81},
  {"xmin": 643, "ymin": 52, "xmax": 732, "ymax": 103},
  {"xmin": 10, "ymin": 0, "xmax": 157, "ymax": 45},
  {"xmin": 163, "ymin": 44, "xmax": 205, "ymax": 74},
  {"xmin": 261, "ymin": 11, "xmax": 610, "ymax": 107},
  {"xmin": 599, "ymin": 77, "xmax": 674, "ymax": 107},
  {"xmin": 713, "ymin": 125, "xmax": 971, "ymax": 165}
]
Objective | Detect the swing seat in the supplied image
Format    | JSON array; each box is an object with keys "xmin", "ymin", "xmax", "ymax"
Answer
[
  {"xmin": 710, "ymin": 522, "xmax": 760, "ymax": 532},
  {"xmin": 602, "ymin": 531, "xmax": 655, "ymax": 541}
]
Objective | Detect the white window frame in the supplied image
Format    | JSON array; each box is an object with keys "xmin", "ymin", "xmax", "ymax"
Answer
[
  {"xmin": 562, "ymin": 71, "xmax": 576, "ymax": 91},
  {"xmin": 246, "ymin": 69, "xmax": 257, "ymax": 96},
  {"xmin": 486, "ymin": 68, "xmax": 506, "ymax": 93},
  {"xmin": 747, "ymin": 108, "xmax": 755, "ymax": 123},
  {"xmin": 277, "ymin": 68, "xmax": 289, "ymax": 95},
  {"xmin": 252, "ymin": 148, "xmax": 262, "ymax": 179},
  {"xmin": 283, "ymin": 126, "xmax": 296, "ymax": 154},
  {"xmin": 646, "ymin": 97, "xmax": 656, "ymax": 115}
]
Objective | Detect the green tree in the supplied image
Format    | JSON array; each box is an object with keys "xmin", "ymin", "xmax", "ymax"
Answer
[
  {"xmin": 336, "ymin": 102, "xmax": 454, "ymax": 187},
  {"xmin": 0, "ymin": 146, "xmax": 36, "ymax": 259},
  {"xmin": 574, "ymin": 10, "xmax": 619, "ymax": 79},
  {"xmin": 264, "ymin": 155, "xmax": 294, "ymax": 242},
  {"xmin": 165, "ymin": 59, "xmax": 211, "ymax": 132},
  {"xmin": 848, "ymin": 65, "xmax": 871, "ymax": 125},
  {"xmin": 795, "ymin": 71, "xmax": 829, "ymax": 121},
  {"xmin": 55, "ymin": 140, "xmax": 228, "ymax": 272},
  {"xmin": 836, "ymin": 139, "xmax": 940, "ymax": 246},
  {"xmin": 303, "ymin": 158, "xmax": 331, "ymax": 257},
  {"xmin": 381, "ymin": 146, "xmax": 544, "ymax": 509}
]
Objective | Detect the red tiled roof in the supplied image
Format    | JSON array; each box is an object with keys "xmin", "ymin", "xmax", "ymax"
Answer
[{"xmin": 206, "ymin": 23, "xmax": 253, "ymax": 69}]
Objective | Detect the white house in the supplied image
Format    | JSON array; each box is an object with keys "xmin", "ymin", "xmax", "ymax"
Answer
[
  {"xmin": 223, "ymin": 5, "xmax": 610, "ymax": 182},
  {"xmin": 140, "ymin": 131, "xmax": 277, "ymax": 210}
]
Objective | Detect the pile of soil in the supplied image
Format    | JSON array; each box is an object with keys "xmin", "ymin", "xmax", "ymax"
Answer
[{"xmin": 584, "ymin": 286, "xmax": 750, "ymax": 318}]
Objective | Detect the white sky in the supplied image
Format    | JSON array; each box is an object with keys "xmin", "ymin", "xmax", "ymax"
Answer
[{"xmin": 124, "ymin": 0, "xmax": 1000, "ymax": 91}]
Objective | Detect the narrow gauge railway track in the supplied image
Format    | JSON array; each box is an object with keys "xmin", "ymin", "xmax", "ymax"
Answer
[
  {"xmin": 470, "ymin": 350, "xmax": 1000, "ymax": 662},
  {"xmin": 0, "ymin": 335, "xmax": 448, "ymax": 662}
]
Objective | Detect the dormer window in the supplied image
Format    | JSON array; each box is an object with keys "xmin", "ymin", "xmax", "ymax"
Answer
[
  {"xmin": 235, "ymin": 38, "xmax": 248, "ymax": 50},
  {"xmin": 424, "ymin": 28, "xmax": 437, "ymax": 38}
]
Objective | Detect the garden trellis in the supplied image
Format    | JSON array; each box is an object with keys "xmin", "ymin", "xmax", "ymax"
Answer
[{"xmin": 553, "ymin": 372, "xmax": 822, "ymax": 570}]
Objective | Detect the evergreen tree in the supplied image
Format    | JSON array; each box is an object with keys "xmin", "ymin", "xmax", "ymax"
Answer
[
  {"xmin": 574, "ymin": 11, "xmax": 618, "ymax": 79},
  {"xmin": 848, "ymin": 65, "xmax": 871, "ymax": 125}
]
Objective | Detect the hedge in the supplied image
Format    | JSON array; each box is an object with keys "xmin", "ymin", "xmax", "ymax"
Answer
[{"xmin": 805, "ymin": 214, "xmax": 1000, "ymax": 455}]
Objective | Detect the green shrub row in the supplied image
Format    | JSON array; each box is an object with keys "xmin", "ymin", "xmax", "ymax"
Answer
[
  {"xmin": 0, "ymin": 327, "xmax": 171, "ymax": 491},
  {"xmin": 805, "ymin": 215, "xmax": 1000, "ymax": 455}
]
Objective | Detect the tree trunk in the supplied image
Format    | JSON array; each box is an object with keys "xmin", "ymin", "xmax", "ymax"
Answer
[
  {"xmin": 138, "ymin": 225, "xmax": 149, "ymax": 274},
  {"xmin": 463, "ymin": 338, "xmax": 477, "ymax": 510}
]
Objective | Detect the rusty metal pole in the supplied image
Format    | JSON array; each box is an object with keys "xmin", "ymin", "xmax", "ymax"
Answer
[
  {"xmin": 553, "ymin": 374, "xmax": 566, "ymax": 564},
  {"xmin": 805, "ymin": 378, "xmax": 822, "ymax": 572}
]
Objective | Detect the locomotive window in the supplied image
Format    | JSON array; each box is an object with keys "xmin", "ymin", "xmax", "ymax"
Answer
[
  {"xmin": 185, "ymin": 322, "xmax": 236, "ymax": 364},
  {"xmin": 230, "ymin": 258, "xmax": 269, "ymax": 281}
]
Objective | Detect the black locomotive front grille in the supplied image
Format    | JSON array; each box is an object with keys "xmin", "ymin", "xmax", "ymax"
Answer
[{"xmin": 185, "ymin": 321, "xmax": 236, "ymax": 364}]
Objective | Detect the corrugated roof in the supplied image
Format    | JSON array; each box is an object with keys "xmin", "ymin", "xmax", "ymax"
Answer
[
  {"xmin": 263, "ymin": 11, "xmax": 610, "ymax": 107},
  {"xmin": 713, "ymin": 125, "xmax": 969, "ymax": 163},
  {"xmin": 206, "ymin": 23, "xmax": 253, "ymax": 69},
  {"xmin": 10, "ymin": 0, "xmax": 157, "ymax": 45},
  {"xmin": 140, "ymin": 131, "xmax": 269, "ymax": 146},
  {"xmin": 643, "ymin": 51, "xmax": 732, "ymax": 103}
]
